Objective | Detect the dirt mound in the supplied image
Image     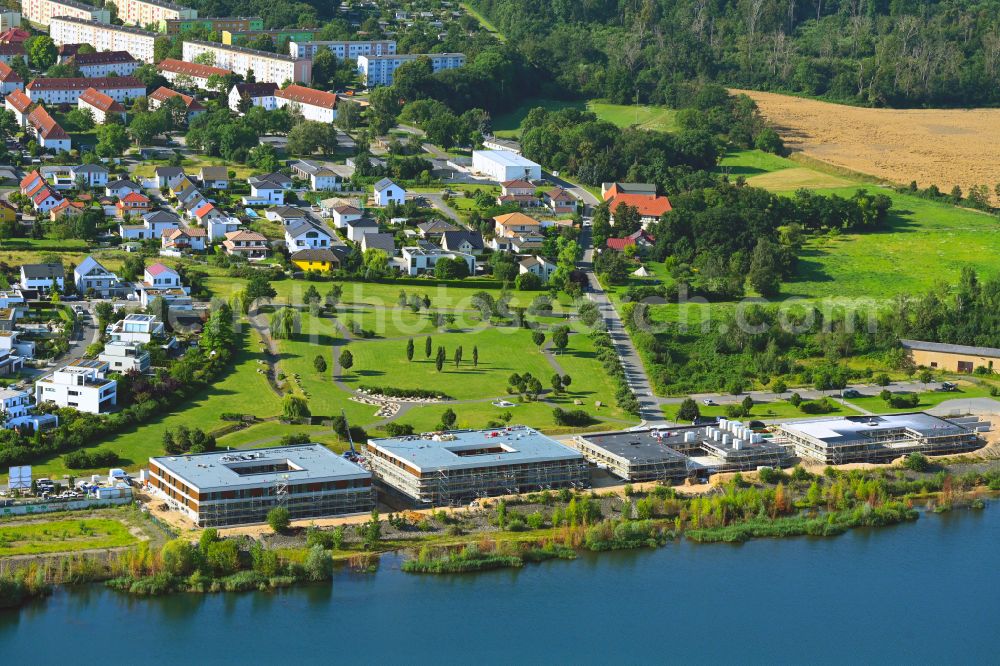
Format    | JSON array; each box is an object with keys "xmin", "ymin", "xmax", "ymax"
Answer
[{"xmin": 734, "ymin": 89, "xmax": 1000, "ymax": 202}]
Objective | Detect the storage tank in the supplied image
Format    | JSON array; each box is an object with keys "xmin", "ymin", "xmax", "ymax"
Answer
[
  {"xmin": 722, "ymin": 434, "xmax": 731, "ymax": 445},
  {"xmin": 719, "ymin": 418, "xmax": 729, "ymax": 431},
  {"xmin": 684, "ymin": 431, "xmax": 696, "ymax": 443},
  {"xmin": 733, "ymin": 439, "xmax": 743, "ymax": 450},
  {"xmin": 712, "ymin": 430, "xmax": 721, "ymax": 441}
]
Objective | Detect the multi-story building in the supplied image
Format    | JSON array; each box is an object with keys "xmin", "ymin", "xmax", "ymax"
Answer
[
  {"xmin": 274, "ymin": 84, "xmax": 337, "ymax": 123},
  {"xmin": 284, "ymin": 221, "xmax": 332, "ymax": 253},
  {"xmin": 105, "ymin": 313, "xmax": 164, "ymax": 345},
  {"xmin": 35, "ymin": 359, "xmax": 117, "ymax": 413},
  {"xmin": 26, "ymin": 76, "xmax": 145, "ymax": 105},
  {"xmin": 4, "ymin": 88, "xmax": 30, "ymax": 126},
  {"xmin": 221, "ymin": 28, "xmax": 315, "ymax": 47},
  {"xmin": 138, "ymin": 262, "xmax": 191, "ymax": 309},
  {"xmin": 157, "ymin": 58, "xmax": 232, "ymax": 90},
  {"xmin": 227, "ymin": 81, "xmax": 276, "ymax": 112},
  {"xmin": 357, "ymin": 52, "xmax": 465, "ymax": 87},
  {"xmin": 78, "ymin": 87, "xmax": 126, "ymax": 124},
  {"xmin": 147, "ymin": 444, "xmax": 375, "ymax": 527},
  {"xmin": 105, "ymin": 0, "xmax": 196, "ymax": 27},
  {"xmin": 21, "ymin": 0, "xmax": 109, "ymax": 27},
  {"xmin": 74, "ymin": 256, "xmax": 125, "ymax": 297},
  {"xmin": 49, "ymin": 17, "xmax": 158, "ymax": 63},
  {"xmin": 26, "ymin": 105, "xmax": 70, "ymax": 153},
  {"xmin": 182, "ymin": 40, "xmax": 311, "ymax": 85},
  {"xmin": 0, "ymin": 11, "xmax": 20, "ymax": 31},
  {"xmin": 99, "ymin": 339, "xmax": 150, "ymax": 373},
  {"xmin": 159, "ymin": 16, "xmax": 262, "ymax": 35},
  {"xmin": 68, "ymin": 51, "xmax": 139, "ymax": 77},
  {"xmin": 289, "ymin": 39, "xmax": 395, "ymax": 61},
  {"xmin": 366, "ymin": 426, "xmax": 589, "ymax": 505},
  {"xmin": 0, "ymin": 43, "xmax": 26, "ymax": 65},
  {"xmin": 223, "ymin": 230, "xmax": 269, "ymax": 260},
  {"xmin": 399, "ymin": 245, "xmax": 475, "ymax": 276},
  {"xmin": 148, "ymin": 86, "xmax": 204, "ymax": 122},
  {"xmin": 0, "ymin": 60, "xmax": 21, "ymax": 95}
]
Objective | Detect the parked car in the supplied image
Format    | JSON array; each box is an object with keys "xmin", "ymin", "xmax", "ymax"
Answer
[
  {"xmin": 842, "ymin": 389, "xmax": 861, "ymax": 398},
  {"xmin": 939, "ymin": 382, "xmax": 958, "ymax": 392},
  {"xmin": 702, "ymin": 398, "xmax": 716, "ymax": 406}
]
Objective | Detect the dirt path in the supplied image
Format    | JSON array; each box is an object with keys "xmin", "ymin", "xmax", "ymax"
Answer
[{"xmin": 734, "ymin": 89, "xmax": 1000, "ymax": 202}]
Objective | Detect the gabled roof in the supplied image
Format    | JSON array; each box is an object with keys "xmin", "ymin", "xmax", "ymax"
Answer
[
  {"xmin": 0, "ymin": 44, "xmax": 25, "ymax": 57},
  {"xmin": 33, "ymin": 188, "xmax": 60, "ymax": 205},
  {"xmin": 20, "ymin": 170, "xmax": 43, "ymax": 191},
  {"xmin": 0, "ymin": 61, "xmax": 21, "ymax": 84},
  {"xmin": 602, "ymin": 182, "xmax": 658, "ymax": 200},
  {"xmin": 441, "ymin": 230, "xmax": 484, "ymax": 251},
  {"xmin": 373, "ymin": 177, "xmax": 398, "ymax": 192},
  {"xmin": 27, "ymin": 106, "xmax": 69, "ymax": 140},
  {"xmin": 145, "ymin": 263, "xmax": 177, "ymax": 277},
  {"xmin": 21, "ymin": 263, "xmax": 64, "ymax": 279},
  {"xmin": 199, "ymin": 166, "xmax": 228, "ymax": 181},
  {"xmin": 232, "ymin": 82, "xmax": 277, "ymax": 98},
  {"xmin": 193, "ymin": 202, "xmax": 217, "ymax": 218},
  {"xmin": 291, "ymin": 248, "xmax": 339, "ymax": 264},
  {"xmin": 270, "ymin": 205, "xmax": 306, "ymax": 218},
  {"xmin": 0, "ymin": 28, "xmax": 30, "ymax": 44},
  {"xmin": 899, "ymin": 339, "xmax": 1000, "ymax": 359},
  {"xmin": 224, "ymin": 230, "xmax": 268, "ymax": 242},
  {"xmin": 249, "ymin": 172, "xmax": 292, "ymax": 189},
  {"xmin": 157, "ymin": 58, "xmax": 232, "ymax": 79},
  {"xmin": 119, "ymin": 192, "xmax": 150, "ymax": 204},
  {"xmin": 347, "ymin": 217, "xmax": 378, "ymax": 228},
  {"xmin": 546, "ymin": 187, "xmax": 575, "ymax": 202},
  {"xmin": 143, "ymin": 210, "xmax": 180, "ymax": 225},
  {"xmin": 76, "ymin": 256, "xmax": 113, "ymax": 278},
  {"xmin": 149, "ymin": 86, "xmax": 204, "ymax": 111},
  {"xmin": 494, "ymin": 212, "xmax": 540, "ymax": 227},
  {"xmin": 332, "ymin": 204, "xmax": 361, "ymax": 215},
  {"xmin": 79, "ymin": 87, "xmax": 127, "ymax": 114},
  {"xmin": 286, "ymin": 220, "xmax": 331, "ymax": 239},
  {"xmin": 609, "ymin": 193, "xmax": 672, "ymax": 218},
  {"xmin": 500, "ymin": 179, "xmax": 533, "ymax": 189},
  {"xmin": 5, "ymin": 89, "xmax": 30, "ymax": 113},
  {"xmin": 154, "ymin": 166, "xmax": 185, "ymax": 178},
  {"xmin": 361, "ymin": 232, "xmax": 395, "ymax": 254},
  {"xmin": 107, "ymin": 178, "xmax": 140, "ymax": 190},
  {"xmin": 417, "ymin": 219, "xmax": 458, "ymax": 234},
  {"xmin": 70, "ymin": 51, "xmax": 137, "ymax": 67},
  {"xmin": 275, "ymin": 84, "xmax": 336, "ymax": 109},
  {"xmin": 72, "ymin": 163, "xmax": 109, "ymax": 174},
  {"xmin": 27, "ymin": 76, "xmax": 143, "ymax": 92}
]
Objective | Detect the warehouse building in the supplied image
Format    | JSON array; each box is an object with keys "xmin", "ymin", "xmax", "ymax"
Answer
[
  {"xmin": 147, "ymin": 444, "xmax": 375, "ymax": 527},
  {"xmin": 472, "ymin": 150, "xmax": 542, "ymax": 183},
  {"xmin": 900, "ymin": 339, "xmax": 1000, "ymax": 374},
  {"xmin": 366, "ymin": 426, "xmax": 589, "ymax": 505},
  {"xmin": 775, "ymin": 412, "xmax": 986, "ymax": 464}
]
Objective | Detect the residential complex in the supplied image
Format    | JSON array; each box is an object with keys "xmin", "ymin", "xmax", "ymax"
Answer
[
  {"xmin": 288, "ymin": 39, "xmax": 396, "ymax": 61},
  {"xmin": 227, "ymin": 81, "xmax": 276, "ymax": 111},
  {"xmin": 366, "ymin": 426, "xmax": 589, "ymax": 505},
  {"xmin": 182, "ymin": 40, "xmax": 311, "ymax": 85},
  {"xmin": 26, "ymin": 76, "xmax": 145, "ymax": 104},
  {"xmin": 357, "ymin": 52, "xmax": 465, "ymax": 87},
  {"xmin": 26, "ymin": 106, "xmax": 70, "ymax": 153},
  {"xmin": 157, "ymin": 58, "xmax": 232, "ymax": 89},
  {"xmin": 274, "ymin": 84, "xmax": 337, "ymax": 123},
  {"xmin": 147, "ymin": 444, "xmax": 375, "ymax": 527},
  {"xmin": 21, "ymin": 0, "xmax": 109, "ymax": 27},
  {"xmin": 775, "ymin": 413, "xmax": 986, "ymax": 465},
  {"xmin": 35, "ymin": 359, "xmax": 117, "ymax": 414},
  {"xmin": 78, "ymin": 87, "xmax": 126, "ymax": 124},
  {"xmin": 49, "ymin": 17, "xmax": 158, "ymax": 63},
  {"xmin": 159, "ymin": 16, "xmax": 262, "ymax": 35},
  {"xmin": 221, "ymin": 28, "xmax": 316, "ymax": 47},
  {"xmin": 68, "ymin": 51, "xmax": 139, "ymax": 78},
  {"xmin": 105, "ymin": 0, "xmax": 196, "ymax": 27}
]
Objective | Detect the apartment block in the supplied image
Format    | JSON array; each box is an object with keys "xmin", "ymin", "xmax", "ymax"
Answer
[
  {"xmin": 274, "ymin": 84, "xmax": 337, "ymax": 123},
  {"xmin": 50, "ymin": 17, "xmax": 158, "ymax": 63},
  {"xmin": 221, "ymin": 28, "xmax": 315, "ymax": 47},
  {"xmin": 21, "ymin": 0, "xmax": 108, "ymax": 27},
  {"xmin": 26, "ymin": 76, "xmax": 145, "ymax": 104},
  {"xmin": 159, "ymin": 16, "xmax": 261, "ymax": 35},
  {"xmin": 157, "ymin": 58, "xmax": 232, "ymax": 90},
  {"xmin": 182, "ymin": 40, "xmax": 311, "ymax": 85},
  {"xmin": 289, "ymin": 39, "xmax": 395, "ymax": 61},
  {"xmin": 357, "ymin": 52, "xmax": 465, "ymax": 87},
  {"xmin": 68, "ymin": 50, "xmax": 139, "ymax": 77},
  {"xmin": 35, "ymin": 359, "xmax": 117, "ymax": 414},
  {"xmin": 105, "ymin": 0, "xmax": 196, "ymax": 27}
]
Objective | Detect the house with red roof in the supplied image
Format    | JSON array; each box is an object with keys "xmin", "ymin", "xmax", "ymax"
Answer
[
  {"xmin": 602, "ymin": 183, "xmax": 672, "ymax": 228},
  {"xmin": 78, "ymin": 87, "xmax": 126, "ymax": 124},
  {"xmin": 274, "ymin": 84, "xmax": 337, "ymax": 123},
  {"xmin": 605, "ymin": 229, "xmax": 656, "ymax": 252},
  {"xmin": 192, "ymin": 201, "xmax": 223, "ymax": 225},
  {"xmin": 116, "ymin": 191, "xmax": 151, "ymax": 218},
  {"xmin": 148, "ymin": 86, "xmax": 205, "ymax": 122},
  {"xmin": 4, "ymin": 88, "xmax": 30, "ymax": 126},
  {"xmin": 0, "ymin": 60, "xmax": 21, "ymax": 96},
  {"xmin": 223, "ymin": 230, "xmax": 269, "ymax": 260},
  {"xmin": 157, "ymin": 58, "xmax": 232, "ymax": 90},
  {"xmin": 26, "ymin": 106, "xmax": 71, "ymax": 153},
  {"xmin": 544, "ymin": 187, "xmax": 577, "ymax": 214},
  {"xmin": 49, "ymin": 199, "xmax": 85, "ymax": 221},
  {"xmin": 0, "ymin": 28, "xmax": 29, "ymax": 45}
]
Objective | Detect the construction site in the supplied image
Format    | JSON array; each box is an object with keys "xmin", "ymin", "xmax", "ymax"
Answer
[
  {"xmin": 774, "ymin": 412, "xmax": 989, "ymax": 465},
  {"xmin": 146, "ymin": 444, "xmax": 375, "ymax": 527},
  {"xmin": 365, "ymin": 426, "xmax": 589, "ymax": 506}
]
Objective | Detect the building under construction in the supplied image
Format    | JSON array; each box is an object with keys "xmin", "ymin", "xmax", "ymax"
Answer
[
  {"xmin": 147, "ymin": 444, "xmax": 374, "ymax": 527},
  {"xmin": 576, "ymin": 421, "xmax": 792, "ymax": 480},
  {"xmin": 775, "ymin": 412, "xmax": 987, "ymax": 465},
  {"xmin": 365, "ymin": 426, "xmax": 589, "ymax": 505}
]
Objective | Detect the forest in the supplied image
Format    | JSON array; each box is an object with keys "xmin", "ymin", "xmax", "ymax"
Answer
[{"xmin": 470, "ymin": 0, "xmax": 1000, "ymax": 107}]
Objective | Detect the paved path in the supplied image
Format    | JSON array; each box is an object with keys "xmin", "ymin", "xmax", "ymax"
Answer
[{"xmin": 422, "ymin": 191, "xmax": 468, "ymax": 227}]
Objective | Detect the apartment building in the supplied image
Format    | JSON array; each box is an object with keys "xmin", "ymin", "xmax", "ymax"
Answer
[
  {"xmin": 105, "ymin": 0, "xmax": 196, "ymax": 27},
  {"xmin": 159, "ymin": 16, "xmax": 261, "ymax": 35},
  {"xmin": 99, "ymin": 339, "xmax": 150, "ymax": 373},
  {"xmin": 26, "ymin": 106, "xmax": 71, "ymax": 153},
  {"xmin": 157, "ymin": 58, "xmax": 232, "ymax": 90},
  {"xmin": 21, "ymin": 0, "xmax": 109, "ymax": 27},
  {"xmin": 35, "ymin": 359, "xmax": 117, "ymax": 414},
  {"xmin": 148, "ymin": 86, "xmax": 204, "ymax": 121},
  {"xmin": 26, "ymin": 76, "xmax": 145, "ymax": 104},
  {"xmin": 68, "ymin": 50, "xmax": 139, "ymax": 77},
  {"xmin": 78, "ymin": 87, "xmax": 126, "ymax": 123},
  {"xmin": 50, "ymin": 17, "xmax": 158, "ymax": 63},
  {"xmin": 357, "ymin": 52, "xmax": 465, "ymax": 87},
  {"xmin": 182, "ymin": 40, "xmax": 311, "ymax": 85},
  {"xmin": 289, "ymin": 39, "xmax": 395, "ymax": 61},
  {"xmin": 0, "ymin": 61, "xmax": 21, "ymax": 96},
  {"xmin": 227, "ymin": 81, "xmax": 276, "ymax": 112},
  {"xmin": 221, "ymin": 28, "xmax": 315, "ymax": 47},
  {"xmin": 4, "ymin": 88, "xmax": 30, "ymax": 126},
  {"xmin": 274, "ymin": 84, "xmax": 337, "ymax": 123}
]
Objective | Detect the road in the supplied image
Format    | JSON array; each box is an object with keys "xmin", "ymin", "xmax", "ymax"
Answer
[
  {"xmin": 422, "ymin": 191, "xmax": 467, "ymax": 227},
  {"xmin": 62, "ymin": 301, "xmax": 100, "ymax": 364}
]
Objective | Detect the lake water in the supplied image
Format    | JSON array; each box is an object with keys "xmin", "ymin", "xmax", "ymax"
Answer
[{"xmin": 2, "ymin": 507, "xmax": 997, "ymax": 663}]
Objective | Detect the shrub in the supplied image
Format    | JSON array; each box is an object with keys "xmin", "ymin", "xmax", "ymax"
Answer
[
  {"xmin": 902, "ymin": 452, "xmax": 930, "ymax": 473},
  {"xmin": 267, "ymin": 507, "xmax": 291, "ymax": 534},
  {"xmin": 63, "ymin": 448, "xmax": 120, "ymax": 469},
  {"xmin": 552, "ymin": 407, "xmax": 597, "ymax": 426}
]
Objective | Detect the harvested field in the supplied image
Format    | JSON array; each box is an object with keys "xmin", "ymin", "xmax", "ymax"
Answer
[{"xmin": 734, "ymin": 89, "xmax": 1000, "ymax": 202}]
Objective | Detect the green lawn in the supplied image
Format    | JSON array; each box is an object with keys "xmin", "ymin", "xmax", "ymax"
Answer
[
  {"xmin": 0, "ymin": 518, "xmax": 137, "ymax": 556},
  {"xmin": 492, "ymin": 98, "xmax": 678, "ymax": 138},
  {"xmin": 847, "ymin": 382, "xmax": 999, "ymax": 414},
  {"xmin": 671, "ymin": 398, "xmax": 861, "ymax": 422}
]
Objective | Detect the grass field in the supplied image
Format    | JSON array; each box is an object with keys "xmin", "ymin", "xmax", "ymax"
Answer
[
  {"xmin": 0, "ymin": 518, "xmax": 137, "ymax": 556},
  {"xmin": 492, "ymin": 98, "xmax": 678, "ymax": 138},
  {"xmin": 846, "ymin": 382, "xmax": 998, "ymax": 414},
  {"xmin": 678, "ymin": 398, "xmax": 861, "ymax": 421}
]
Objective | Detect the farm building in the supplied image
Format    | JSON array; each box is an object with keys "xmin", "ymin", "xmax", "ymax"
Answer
[
  {"xmin": 147, "ymin": 444, "xmax": 375, "ymax": 527},
  {"xmin": 900, "ymin": 339, "xmax": 1000, "ymax": 374},
  {"xmin": 366, "ymin": 426, "xmax": 589, "ymax": 505},
  {"xmin": 775, "ymin": 412, "xmax": 987, "ymax": 465}
]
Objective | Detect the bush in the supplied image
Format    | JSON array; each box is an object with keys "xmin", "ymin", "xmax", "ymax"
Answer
[
  {"xmin": 902, "ymin": 452, "xmax": 930, "ymax": 472},
  {"xmin": 552, "ymin": 407, "xmax": 597, "ymax": 426},
  {"xmin": 63, "ymin": 448, "xmax": 120, "ymax": 469},
  {"xmin": 799, "ymin": 398, "xmax": 835, "ymax": 414},
  {"xmin": 267, "ymin": 507, "xmax": 291, "ymax": 534},
  {"xmin": 888, "ymin": 393, "xmax": 920, "ymax": 409}
]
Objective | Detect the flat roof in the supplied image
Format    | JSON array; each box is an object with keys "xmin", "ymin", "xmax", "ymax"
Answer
[
  {"xmin": 577, "ymin": 428, "xmax": 688, "ymax": 464},
  {"xmin": 473, "ymin": 150, "xmax": 540, "ymax": 169},
  {"xmin": 780, "ymin": 412, "xmax": 970, "ymax": 445},
  {"xmin": 368, "ymin": 426, "xmax": 583, "ymax": 473},
  {"xmin": 900, "ymin": 339, "xmax": 1000, "ymax": 359},
  {"xmin": 151, "ymin": 444, "xmax": 370, "ymax": 490}
]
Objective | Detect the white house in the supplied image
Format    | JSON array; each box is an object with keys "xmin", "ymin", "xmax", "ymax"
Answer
[
  {"xmin": 346, "ymin": 218, "xmax": 379, "ymax": 242},
  {"xmin": 77, "ymin": 87, "xmax": 126, "ymax": 124},
  {"xmin": 120, "ymin": 210, "xmax": 180, "ymax": 241},
  {"xmin": 207, "ymin": 216, "xmax": 241, "ymax": 240},
  {"xmin": 35, "ymin": 359, "xmax": 117, "ymax": 414},
  {"xmin": 519, "ymin": 255, "xmax": 557, "ymax": 282},
  {"xmin": 138, "ymin": 262, "xmax": 192, "ymax": 310},
  {"xmin": 161, "ymin": 227, "xmax": 207, "ymax": 253},
  {"xmin": 274, "ymin": 84, "xmax": 337, "ymax": 123},
  {"xmin": 440, "ymin": 230, "xmax": 484, "ymax": 255},
  {"xmin": 74, "ymin": 256, "xmax": 124, "ymax": 297},
  {"xmin": 69, "ymin": 163, "xmax": 109, "ymax": 188},
  {"xmin": 266, "ymin": 206, "xmax": 307, "ymax": 226},
  {"xmin": 99, "ymin": 339, "xmax": 150, "ymax": 373},
  {"xmin": 0, "ymin": 387, "xmax": 58, "ymax": 430},
  {"xmin": 331, "ymin": 204, "xmax": 363, "ymax": 229},
  {"xmin": 290, "ymin": 160, "xmax": 352, "ymax": 191},
  {"xmin": 373, "ymin": 178, "xmax": 404, "ymax": 206},
  {"xmin": 0, "ymin": 330, "xmax": 34, "ymax": 360},
  {"xmin": 247, "ymin": 172, "xmax": 291, "ymax": 206},
  {"xmin": 153, "ymin": 166, "xmax": 187, "ymax": 190},
  {"xmin": 228, "ymin": 81, "xmax": 277, "ymax": 112},
  {"xmin": 20, "ymin": 263, "xmax": 64, "ymax": 292},
  {"xmin": 400, "ymin": 246, "xmax": 476, "ymax": 277},
  {"xmin": 105, "ymin": 313, "xmax": 164, "ymax": 345},
  {"xmin": 472, "ymin": 150, "xmax": 542, "ymax": 182},
  {"xmin": 284, "ymin": 221, "xmax": 332, "ymax": 252},
  {"xmin": 106, "ymin": 178, "xmax": 141, "ymax": 199},
  {"xmin": 69, "ymin": 50, "xmax": 139, "ymax": 77}
]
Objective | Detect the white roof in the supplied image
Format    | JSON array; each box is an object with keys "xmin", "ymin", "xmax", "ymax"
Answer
[{"xmin": 473, "ymin": 150, "xmax": 540, "ymax": 168}]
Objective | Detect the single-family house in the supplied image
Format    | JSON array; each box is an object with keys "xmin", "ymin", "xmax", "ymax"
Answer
[
  {"xmin": 120, "ymin": 210, "xmax": 181, "ymax": 241},
  {"xmin": 69, "ymin": 163, "xmax": 109, "ymax": 188},
  {"xmin": 223, "ymin": 230, "xmax": 269, "ymax": 260},
  {"xmin": 207, "ymin": 215, "xmax": 241, "ymax": 240},
  {"xmin": 606, "ymin": 229, "xmax": 656, "ymax": 252},
  {"xmin": 290, "ymin": 248, "xmax": 340, "ymax": 273},
  {"xmin": 49, "ymin": 199, "xmax": 84, "ymax": 220},
  {"xmin": 519, "ymin": 255, "xmax": 557, "ymax": 282},
  {"xmin": 138, "ymin": 263, "xmax": 192, "ymax": 310},
  {"xmin": 440, "ymin": 230, "xmax": 484, "ymax": 256},
  {"xmin": 161, "ymin": 227, "xmax": 208, "ymax": 253},
  {"xmin": 266, "ymin": 206, "xmax": 307, "ymax": 226},
  {"xmin": 498, "ymin": 179, "xmax": 538, "ymax": 207},
  {"xmin": 247, "ymin": 172, "xmax": 291, "ymax": 205},
  {"xmin": 20, "ymin": 263, "xmax": 64, "ymax": 292},
  {"xmin": 74, "ymin": 256, "xmax": 124, "ymax": 297},
  {"xmin": 400, "ymin": 246, "xmax": 476, "ymax": 277},
  {"xmin": 373, "ymin": 178, "xmax": 405, "ymax": 206},
  {"xmin": 544, "ymin": 188, "xmax": 577, "ymax": 214},
  {"xmin": 494, "ymin": 212, "xmax": 541, "ymax": 238},
  {"xmin": 99, "ymin": 340, "xmax": 150, "ymax": 374},
  {"xmin": 361, "ymin": 232, "xmax": 395, "ymax": 256},
  {"xmin": 105, "ymin": 178, "xmax": 141, "ymax": 199},
  {"xmin": 34, "ymin": 360, "xmax": 117, "ymax": 414},
  {"xmin": 290, "ymin": 159, "xmax": 352, "ymax": 191},
  {"xmin": 191, "ymin": 201, "xmax": 223, "ymax": 226},
  {"xmin": 417, "ymin": 219, "xmax": 458, "ymax": 239},
  {"xmin": 331, "ymin": 204, "xmax": 362, "ymax": 229},
  {"xmin": 153, "ymin": 166, "xmax": 187, "ymax": 190},
  {"xmin": 116, "ymin": 192, "xmax": 151, "ymax": 218},
  {"xmin": 346, "ymin": 217, "xmax": 379, "ymax": 242},
  {"xmin": 199, "ymin": 166, "xmax": 229, "ymax": 190},
  {"xmin": 284, "ymin": 221, "xmax": 332, "ymax": 252}
]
